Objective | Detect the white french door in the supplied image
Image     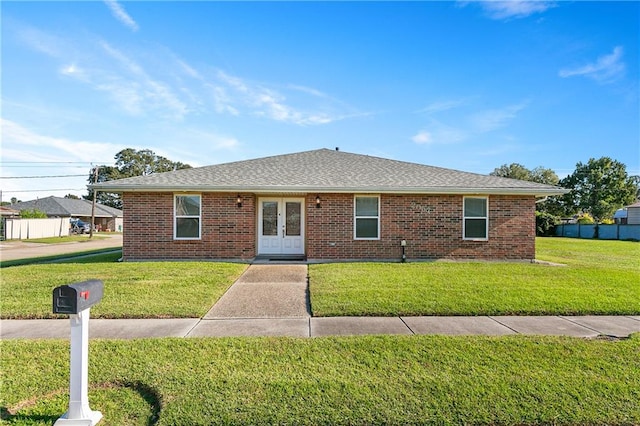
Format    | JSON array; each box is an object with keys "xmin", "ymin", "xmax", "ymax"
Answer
[{"xmin": 258, "ymin": 198, "xmax": 305, "ymax": 255}]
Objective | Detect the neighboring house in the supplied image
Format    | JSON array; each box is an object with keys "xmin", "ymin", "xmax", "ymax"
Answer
[
  {"xmin": 0, "ymin": 206, "xmax": 20, "ymax": 218},
  {"xmin": 93, "ymin": 149, "xmax": 567, "ymax": 262},
  {"xmin": 613, "ymin": 208, "xmax": 627, "ymax": 225},
  {"xmin": 10, "ymin": 196, "xmax": 123, "ymax": 232},
  {"xmin": 626, "ymin": 201, "xmax": 640, "ymax": 225}
]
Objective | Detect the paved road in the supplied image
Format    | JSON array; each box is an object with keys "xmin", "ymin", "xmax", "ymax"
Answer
[{"xmin": 0, "ymin": 234, "xmax": 122, "ymax": 262}]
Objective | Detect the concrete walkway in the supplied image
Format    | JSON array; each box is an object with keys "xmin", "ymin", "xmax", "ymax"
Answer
[
  {"xmin": 1, "ymin": 264, "xmax": 639, "ymax": 339},
  {"xmin": 2, "ymin": 315, "xmax": 639, "ymax": 339}
]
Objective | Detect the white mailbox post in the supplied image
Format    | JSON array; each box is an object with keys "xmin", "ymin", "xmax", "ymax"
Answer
[{"xmin": 52, "ymin": 280, "xmax": 104, "ymax": 426}]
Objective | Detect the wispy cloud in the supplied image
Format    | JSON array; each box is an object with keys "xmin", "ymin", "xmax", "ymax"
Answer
[
  {"xmin": 417, "ymin": 98, "xmax": 471, "ymax": 115},
  {"xmin": 1, "ymin": 119, "xmax": 122, "ymax": 162},
  {"xmin": 104, "ymin": 0, "xmax": 139, "ymax": 32},
  {"xmin": 469, "ymin": 101, "xmax": 529, "ymax": 133},
  {"xmin": 411, "ymin": 120, "xmax": 468, "ymax": 146},
  {"xmin": 212, "ymin": 70, "xmax": 355, "ymax": 126},
  {"xmin": 17, "ymin": 25, "xmax": 68, "ymax": 58},
  {"xmin": 412, "ymin": 101, "xmax": 528, "ymax": 146},
  {"xmin": 460, "ymin": 1, "xmax": 555, "ymax": 20},
  {"xmin": 14, "ymin": 22, "xmax": 360, "ymax": 126},
  {"xmin": 559, "ymin": 46, "xmax": 626, "ymax": 84}
]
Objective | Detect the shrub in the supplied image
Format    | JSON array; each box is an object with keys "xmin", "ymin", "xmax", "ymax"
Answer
[
  {"xmin": 577, "ymin": 213, "xmax": 595, "ymax": 224},
  {"xmin": 535, "ymin": 211, "xmax": 560, "ymax": 236},
  {"xmin": 20, "ymin": 209, "xmax": 47, "ymax": 218}
]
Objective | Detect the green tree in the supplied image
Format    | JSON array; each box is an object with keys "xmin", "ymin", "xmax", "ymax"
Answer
[
  {"xmin": 490, "ymin": 163, "xmax": 559, "ymax": 186},
  {"xmin": 491, "ymin": 163, "xmax": 560, "ymax": 216},
  {"xmin": 555, "ymin": 157, "xmax": 637, "ymax": 222},
  {"xmin": 86, "ymin": 148, "xmax": 191, "ymax": 209},
  {"xmin": 490, "ymin": 163, "xmax": 532, "ymax": 181},
  {"xmin": 20, "ymin": 209, "xmax": 47, "ymax": 218}
]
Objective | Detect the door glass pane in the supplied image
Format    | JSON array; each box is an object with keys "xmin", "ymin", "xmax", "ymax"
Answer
[
  {"xmin": 262, "ymin": 202, "xmax": 278, "ymax": 236},
  {"xmin": 286, "ymin": 202, "xmax": 301, "ymax": 236}
]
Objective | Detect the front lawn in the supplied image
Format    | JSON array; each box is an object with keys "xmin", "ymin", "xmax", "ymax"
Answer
[
  {"xmin": 2, "ymin": 335, "xmax": 638, "ymax": 425},
  {"xmin": 1, "ymin": 262, "xmax": 247, "ymax": 319},
  {"xmin": 309, "ymin": 238, "xmax": 640, "ymax": 316}
]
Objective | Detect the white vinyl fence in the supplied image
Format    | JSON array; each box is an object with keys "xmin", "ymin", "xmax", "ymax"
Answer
[{"xmin": 3, "ymin": 218, "xmax": 71, "ymax": 240}]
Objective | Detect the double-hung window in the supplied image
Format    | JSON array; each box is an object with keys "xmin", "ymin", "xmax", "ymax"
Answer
[
  {"xmin": 175, "ymin": 194, "xmax": 201, "ymax": 239},
  {"xmin": 463, "ymin": 196, "xmax": 488, "ymax": 240},
  {"xmin": 354, "ymin": 195, "xmax": 380, "ymax": 240}
]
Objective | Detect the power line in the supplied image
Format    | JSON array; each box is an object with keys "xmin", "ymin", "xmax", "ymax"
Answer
[
  {"xmin": 1, "ymin": 174, "xmax": 87, "ymax": 179},
  {"xmin": 1, "ymin": 188, "xmax": 87, "ymax": 193}
]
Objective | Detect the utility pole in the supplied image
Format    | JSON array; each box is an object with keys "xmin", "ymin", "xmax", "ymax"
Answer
[{"xmin": 89, "ymin": 166, "xmax": 99, "ymax": 239}]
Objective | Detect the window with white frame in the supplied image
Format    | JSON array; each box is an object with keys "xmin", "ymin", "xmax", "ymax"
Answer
[
  {"xmin": 354, "ymin": 195, "xmax": 380, "ymax": 239},
  {"xmin": 175, "ymin": 194, "xmax": 201, "ymax": 239},
  {"xmin": 463, "ymin": 196, "xmax": 488, "ymax": 240}
]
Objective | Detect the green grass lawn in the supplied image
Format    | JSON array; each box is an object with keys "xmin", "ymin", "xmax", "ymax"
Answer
[
  {"xmin": 2, "ymin": 335, "xmax": 638, "ymax": 425},
  {"xmin": 21, "ymin": 235, "xmax": 108, "ymax": 244},
  {"xmin": 1, "ymin": 262, "xmax": 247, "ymax": 319},
  {"xmin": 309, "ymin": 238, "xmax": 640, "ymax": 316},
  {"xmin": 2, "ymin": 237, "xmax": 638, "ymax": 319}
]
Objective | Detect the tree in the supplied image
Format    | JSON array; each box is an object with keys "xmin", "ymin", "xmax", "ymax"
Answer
[
  {"xmin": 64, "ymin": 194, "xmax": 80, "ymax": 199},
  {"xmin": 491, "ymin": 163, "xmax": 560, "ymax": 216},
  {"xmin": 490, "ymin": 163, "xmax": 532, "ymax": 181},
  {"xmin": 86, "ymin": 148, "xmax": 192, "ymax": 209},
  {"xmin": 20, "ymin": 208, "xmax": 47, "ymax": 218},
  {"xmin": 555, "ymin": 157, "xmax": 637, "ymax": 222},
  {"xmin": 490, "ymin": 163, "xmax": 559, "ymax": 186}
]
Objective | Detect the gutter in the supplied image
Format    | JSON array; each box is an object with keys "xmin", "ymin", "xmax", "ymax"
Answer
[{"xmin": 91, "ymin": 184, "xmax": 569, "ymax": 197}]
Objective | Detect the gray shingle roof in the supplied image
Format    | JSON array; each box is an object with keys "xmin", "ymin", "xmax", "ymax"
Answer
[
  {"xmin": 10, "ymin": 196, "xmax": 122, "ymax": 217},
  {"xmin": 93, "ymin": 149, "xmax": 567, "ymax": 196}
]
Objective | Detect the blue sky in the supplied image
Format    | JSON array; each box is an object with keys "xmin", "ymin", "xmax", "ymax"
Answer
[{"xmin": 2, "ymin": 1, "xmax": 638, "ymax": 202}]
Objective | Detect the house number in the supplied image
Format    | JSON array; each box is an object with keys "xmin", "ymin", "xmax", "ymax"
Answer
[{"xmin": 410, "ymin": 202, "xmax": 434, "ymax": 213}]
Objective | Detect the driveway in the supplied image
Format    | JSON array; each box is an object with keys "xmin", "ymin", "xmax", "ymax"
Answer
[{"xmin": 0, "ymin": 234, "xmax": 123, "ymax": 262}]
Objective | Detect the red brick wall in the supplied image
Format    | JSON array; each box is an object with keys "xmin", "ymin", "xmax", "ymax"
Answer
[
  {"xmin": 122, "ymin": 192, "xmax": 535, "ymax": 261},
  {"xmin": 122, "ymin": 192, "xmax": 256, "ymax": 260},
  {"xmin": 306, "ymin": 194, "xmax": 536, "ymax": 260}
]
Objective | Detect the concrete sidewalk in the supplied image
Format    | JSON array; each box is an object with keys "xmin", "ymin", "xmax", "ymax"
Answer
[
  {"xmin": 2, "ymin": 263, "xmax": 638, "ymax": 339},
  {"xmin": 2, "ymin": 315, "xmax": 639, "ymax": 339}
]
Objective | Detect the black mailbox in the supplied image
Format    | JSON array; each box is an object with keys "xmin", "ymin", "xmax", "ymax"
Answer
[{"xmin": 53, "ymin": 280, "xmax": 104, "ymax": 314}]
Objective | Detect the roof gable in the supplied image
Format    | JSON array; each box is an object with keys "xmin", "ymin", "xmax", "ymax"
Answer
[{"xmin": 93, "ymin": 149, "xmax": 567, "ymax": 196}]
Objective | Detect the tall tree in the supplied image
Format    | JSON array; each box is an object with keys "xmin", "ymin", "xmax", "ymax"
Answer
[
  {"xmin": 490, "ymin": 163, "xmax": 560, "ymax": 215},
  {"xmin": 86, "ymin": 148, "xmax": 191, "ymax": 209},
  {"xmin": 490, "ymin": 163, "xmax": 559, "ymax": 186},
  {"xmin": 490, "ymin": 163, "xmax": 532, "ymax": 181},
  {"xmin": 555, "ymin": 157, "xmax": 637, "ymax": 221}
]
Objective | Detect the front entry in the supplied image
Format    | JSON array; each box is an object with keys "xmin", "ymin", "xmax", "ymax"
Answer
[{"xmin": 258, "ymin": 198, "xmax": 305, "ymax": 256}]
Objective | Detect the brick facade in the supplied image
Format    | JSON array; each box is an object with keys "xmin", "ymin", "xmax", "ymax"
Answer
[
  {"xmin": 122, "ymin": 192, "xmax": 536, "ymax": 261},
  {"xmin": 123, "ymin": 192, "xmax": 256, "ymax": 260}
]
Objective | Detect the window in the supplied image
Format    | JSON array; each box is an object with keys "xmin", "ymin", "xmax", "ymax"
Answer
[
  {"xmin": 175, "ymin": 194, "xmax": 201, "ymax": 239},
  {"xmin": 354, "ymin": 195, "xmax": 380, "ymax": 239},
  {"xmin": 463, "ymin": 197, "xmax": 488, "ymax": 240}
]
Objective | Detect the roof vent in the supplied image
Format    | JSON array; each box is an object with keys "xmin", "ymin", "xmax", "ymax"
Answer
[{"xmin": 335, "ymin": 147, "xmax": 339, "ymax": 151}]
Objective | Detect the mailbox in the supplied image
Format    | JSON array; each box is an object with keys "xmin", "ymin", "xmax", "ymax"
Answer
[{"xmin": 53, "ymin": 280, "xmax": 104, "ymax": 314}]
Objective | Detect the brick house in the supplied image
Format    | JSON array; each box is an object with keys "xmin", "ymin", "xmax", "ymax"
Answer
[{"xmin": 93, "ymin": 149, "xmax": 566, "ymax": 262}]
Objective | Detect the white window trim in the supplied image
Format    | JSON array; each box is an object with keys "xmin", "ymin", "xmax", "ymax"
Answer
[
  {"xmin": 354, "ymin": 195, "xmax": 381, "ymax": 240},
  {"xmin": 174, "ymin": 193, "xmax": 201, "ymax": 240},
  {"xmin": 463, "ymin": 196, "xmax": 489, "ymax": 241}
]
